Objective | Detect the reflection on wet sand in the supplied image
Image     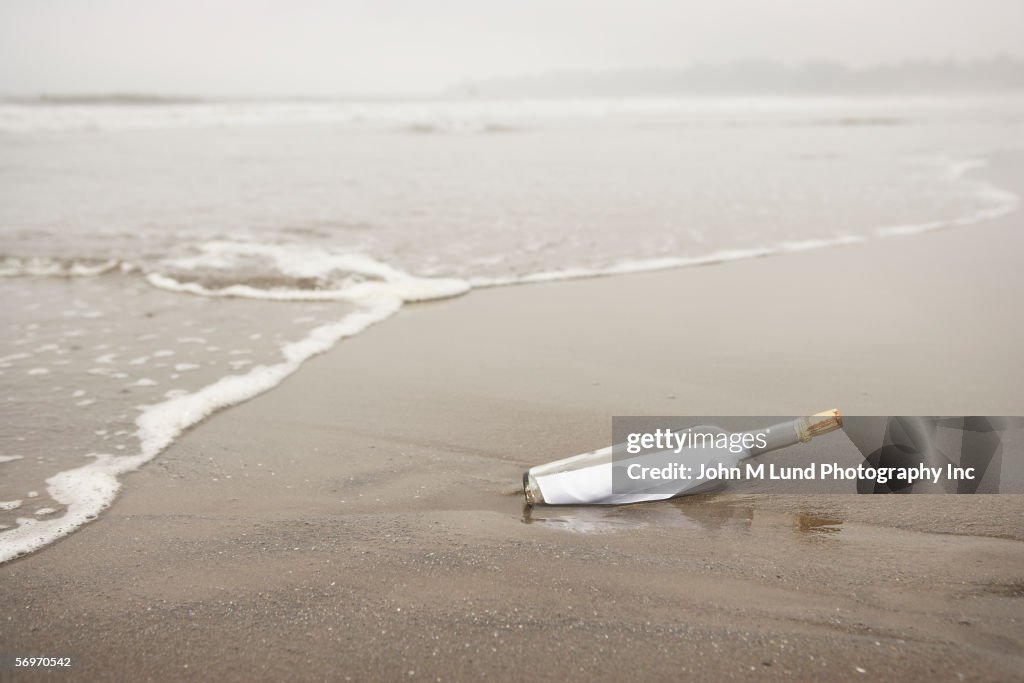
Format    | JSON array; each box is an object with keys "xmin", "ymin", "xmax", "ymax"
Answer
[
  {"xmin": 522, "ymin": 494, "xmax": 752, "ymax": 533},
  {"xmin": 795, "ymin": 514, "xmax": 844, "ymax": 535},
  {"xmin": 523, "ymin": 494, "xmax": 845, "ymax": 540}
]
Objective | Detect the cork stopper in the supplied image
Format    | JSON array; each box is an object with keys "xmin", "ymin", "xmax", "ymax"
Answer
[
  {"xmin": 523, "ymin": 471, "xmax": 544, "ymax": 506},
  {"xmin": 795, "ymin": 409, "xmax": 843, "ymax": 442}
]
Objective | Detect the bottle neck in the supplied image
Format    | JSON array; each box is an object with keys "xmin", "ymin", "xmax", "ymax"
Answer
[{"xmin": 746, "ymin": 410, "xmax": 843, "ymax": 458}]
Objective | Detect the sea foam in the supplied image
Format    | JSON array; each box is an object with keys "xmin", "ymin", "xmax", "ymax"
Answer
[
  {"xmin": 0, "ymin": 256, "xmax": 122, "ymax": 278},
  {"xmin": 470, "ymin": 157, "xmax": 1018, "ymax": 288},
  {"xmin": 0, "ymin": 296, "xmax": 401, "ymax": 562},
  {"xmin": 0, "ymin": 248, "xmax": 471, "ymax": 563}
]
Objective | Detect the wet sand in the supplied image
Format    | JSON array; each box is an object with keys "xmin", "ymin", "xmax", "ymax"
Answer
[{"xmin": 3, "ymin": 157, "xmax": 1024, "ymax": 681}]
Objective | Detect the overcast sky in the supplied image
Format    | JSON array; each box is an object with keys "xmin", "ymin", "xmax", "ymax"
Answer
[{"xmin": 1, "ymin": 0, "xmax": 1022, "ymax": 95}]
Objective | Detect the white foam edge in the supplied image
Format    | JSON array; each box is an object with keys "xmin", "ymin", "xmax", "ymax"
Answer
[
  {"xmin": 146, "ymin": 272, "xmax": 469, "ymax": 303},
  {"xmin": 472, "ymin": 168, "xmax": 1020, "ymax": 288},
  {"xmin": 0, "ymin": 257, "xmax": 122, "ymax": 278},
  {"xmin": 0, "ymin": 295, "xmax": 402, "ymax": 563},
  {"xmin": 468, "ymin": 239, "xmax": 868, "ymax": 288}
]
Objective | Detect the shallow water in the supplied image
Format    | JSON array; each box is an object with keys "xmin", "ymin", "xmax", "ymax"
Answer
[{"xmin": 1, "ymin": 95, "xmax": 1022, "ymax": 561}]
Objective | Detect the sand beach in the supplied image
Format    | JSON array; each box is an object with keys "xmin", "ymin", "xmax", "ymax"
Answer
[{"xmin": 2, "ymin": 154, "xmax": 1023, "ymax": 682}]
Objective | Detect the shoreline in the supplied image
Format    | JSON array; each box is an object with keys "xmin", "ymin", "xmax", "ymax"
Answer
[
  {"xmin": 2, "ymin": 155, "xmax": 1024, "ymax": 680},
  {"xmin": 4, "ymin": 150, "xmax": 1019, "ymax": 564}
]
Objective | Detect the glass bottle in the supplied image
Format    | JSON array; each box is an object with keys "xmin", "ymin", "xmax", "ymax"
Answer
[{"xmin": 523, "ymin": 410, "xmax": 842, "ymax": 505}]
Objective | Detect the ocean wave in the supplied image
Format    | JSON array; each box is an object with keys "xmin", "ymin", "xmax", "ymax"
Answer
[
  {"xmin": 0, "ymin": 241, "xmax": 471, "ymax": 562},
  {"xmin": 0, "ymin": 256, "xmax": 125, "ymax": 278},
  {"xmin": 0, "ymin": 243, "xmax": 471, "ymax": 563},
  {"xmin": 401, "ymin": 122, "xmax": 523, "ymax": 135},
  {"xmin": 0, "ymin": 96, "xmax": 988, "ymax": 134},
  {"xmin": 30, "ymin": 94, "xmax": 204, "ymax": 106},
  {"xmin": 0, "ymin": 99, "xmax": 575, "ymax": 133},
  {"xmin": 147, "ymin": 241, "xmax": 470, "ymax": 302},
  {"xmin": 0, "ymin": 297, "xmax": 401, "ymax": 563},
  {"xmin": 471, "ymin": 158, "xmax": 1018, "ymax": 287}
]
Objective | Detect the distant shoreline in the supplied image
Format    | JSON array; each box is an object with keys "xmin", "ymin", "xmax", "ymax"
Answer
[{"xmin": 4, "ymin": 57, "xmax": 1024, "ymax": 103}]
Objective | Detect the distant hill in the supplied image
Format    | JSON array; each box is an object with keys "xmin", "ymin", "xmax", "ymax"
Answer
[
  {"xmin": 32, "ymin": 93, "xmax": 204, "ymax": 105},
  {"xmin": 449, "ymin": 58, "xmax": 1024, "ymax": 98}
]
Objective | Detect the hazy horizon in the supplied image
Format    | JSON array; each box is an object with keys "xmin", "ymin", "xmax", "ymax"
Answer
[
  {"xmin": 1, "ymin": 58, "xmax": 1022, "ymax": 101},
  {"xmin": 1, "ymin": 0, "xmax": 1023, "ymax": 97}
]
